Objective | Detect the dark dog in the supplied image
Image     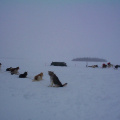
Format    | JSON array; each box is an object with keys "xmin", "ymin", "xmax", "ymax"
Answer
[
  {"xmin": 19, "ymin": 72, "xmax": 28, "ymax": 78},
  {"xmin": 115, "ymin": 65, "xmax": 118, "ymax": 69},
  {"xmin": 114, "ymin": 65, "xmax": 120, "ymax": 69},
  {"xmin": 48, "ymin": 71, "xmax": 67, "ymax": 87},
  {"xmin": 6, "ymin": 67, "xmax": 12, "ymax": 71}
]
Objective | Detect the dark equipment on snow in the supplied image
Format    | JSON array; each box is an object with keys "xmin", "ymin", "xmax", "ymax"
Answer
[{"xmin": 51, "ymin": 62, "xmax": 67, "ymax": 67}]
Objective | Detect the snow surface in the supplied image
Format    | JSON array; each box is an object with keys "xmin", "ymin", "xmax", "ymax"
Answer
[{"xmin": 0, "ymin": 58, "xmax": 120, "ymax": 120}]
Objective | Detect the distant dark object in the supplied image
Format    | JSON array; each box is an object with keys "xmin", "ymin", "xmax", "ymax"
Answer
[
  {"xmin": 11, "ymin": 67, "xmax": 19, "ymax": 75},
  {"xmin": 114, "ymin": 65, "xmax": 120, "ymax": 69},
  {"xmin": 6, "ymin": 67, "xmax": 12, "ymax": 71},
  {"xmin": 51, "ymin": 62, "xmax": 67, "ymax": 66},
  {"xmin": 72, "ymin": 57, "xmax": 107, "ymax": 62},
  {"xmin": 19, "ymin": 72, "xmax": 28, "ymax": 78},
  {"xmin": 102, "ymin": 64, "xmax": 107, "ymax": 68}
]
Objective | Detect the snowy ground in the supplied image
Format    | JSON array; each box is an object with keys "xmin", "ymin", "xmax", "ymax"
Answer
[{"xmin": 0, "ymin": 58, "xmax": 120, "ymax": 120}]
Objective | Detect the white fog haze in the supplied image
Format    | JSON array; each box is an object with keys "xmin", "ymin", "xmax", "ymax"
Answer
[{"xmin": 0, "ymin": 0, "xmax": 120, "ymax": 64}]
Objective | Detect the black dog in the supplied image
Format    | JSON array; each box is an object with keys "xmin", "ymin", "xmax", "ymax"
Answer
[
  {"xmin": 6, "ymin": 67, "xmax": 12, "ymax": 71},
  {"xmin": 114, "ymin": 65, "xmax": 120, "ymax": 69},
  {"xmin": 19, "ymin": 72, "xmax": 28, "ymax": 78}
]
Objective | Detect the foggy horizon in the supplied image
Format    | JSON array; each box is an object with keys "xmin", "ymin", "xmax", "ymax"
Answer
[{"xmin": 0, "ymin": 0, "xmax": 120, "ymax": 64}]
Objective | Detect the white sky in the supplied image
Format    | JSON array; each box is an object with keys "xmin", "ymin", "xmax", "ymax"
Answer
[{"xmin": 0, "ymin": 0, "xmax": 120, "ymax": 63}]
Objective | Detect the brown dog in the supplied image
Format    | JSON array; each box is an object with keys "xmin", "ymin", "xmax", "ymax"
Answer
[
  {"xmin": 32, "ymin": 72, "xmax": 43, "ymax": 81},
  {"xmin": 11, "ymin": 67, "xmax": 19, "ymax": 75}
]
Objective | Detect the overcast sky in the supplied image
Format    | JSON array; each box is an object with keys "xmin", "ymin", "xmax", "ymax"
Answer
[{"xmin": 0, "ymin": 0, "xmax": 120, "ymax": 63}]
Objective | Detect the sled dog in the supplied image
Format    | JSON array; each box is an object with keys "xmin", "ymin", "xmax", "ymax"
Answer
[
  {"xmin": 19, "ymin": 72, "xmax": 28, "ymax": 78},
  {"xmin": 48, "ymin": 71, "xmax": 67, "ymax": 87},
  {"xmin": 11, "ymin": 67, "xmax": 19, "ymax": 75},
  {"xmin": 6, "ymin": 67, "xmax": 12, "ymax": 71},
  {"xmin": 32, "ymin": 72, "xmax": 43, "ymax": 81}
]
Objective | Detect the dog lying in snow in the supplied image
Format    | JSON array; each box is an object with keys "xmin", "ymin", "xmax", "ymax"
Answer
[
  {"xmin": 6, "ymin": 67, "xmax": 13, "ymax": 71},
  {"xmin": 48, "ymin": 71, "xmax": 67, "ymax": 87},
  {"xmin": 10, "ymin": 67, "xmax": 19, "ymax": 75},
  {"xmin": 88, "ymin": 65, "xmax": 98, "ymax": 68},
  {"xmin": 19, "ymin": 72, "xmax": 28, "ymax": 78},
  {"xmin": 32, "ymin": 72, "xmax": 43, "ymax": 81}
]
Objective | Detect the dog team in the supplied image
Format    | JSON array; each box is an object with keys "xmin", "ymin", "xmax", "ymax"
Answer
[
  {"xmin": 0, "ymin": 63, "xmax": 67, "ymax": 87},
  {"xmin": 87, "ymin": 62, "xmax": 119, "ymax": 69}
]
